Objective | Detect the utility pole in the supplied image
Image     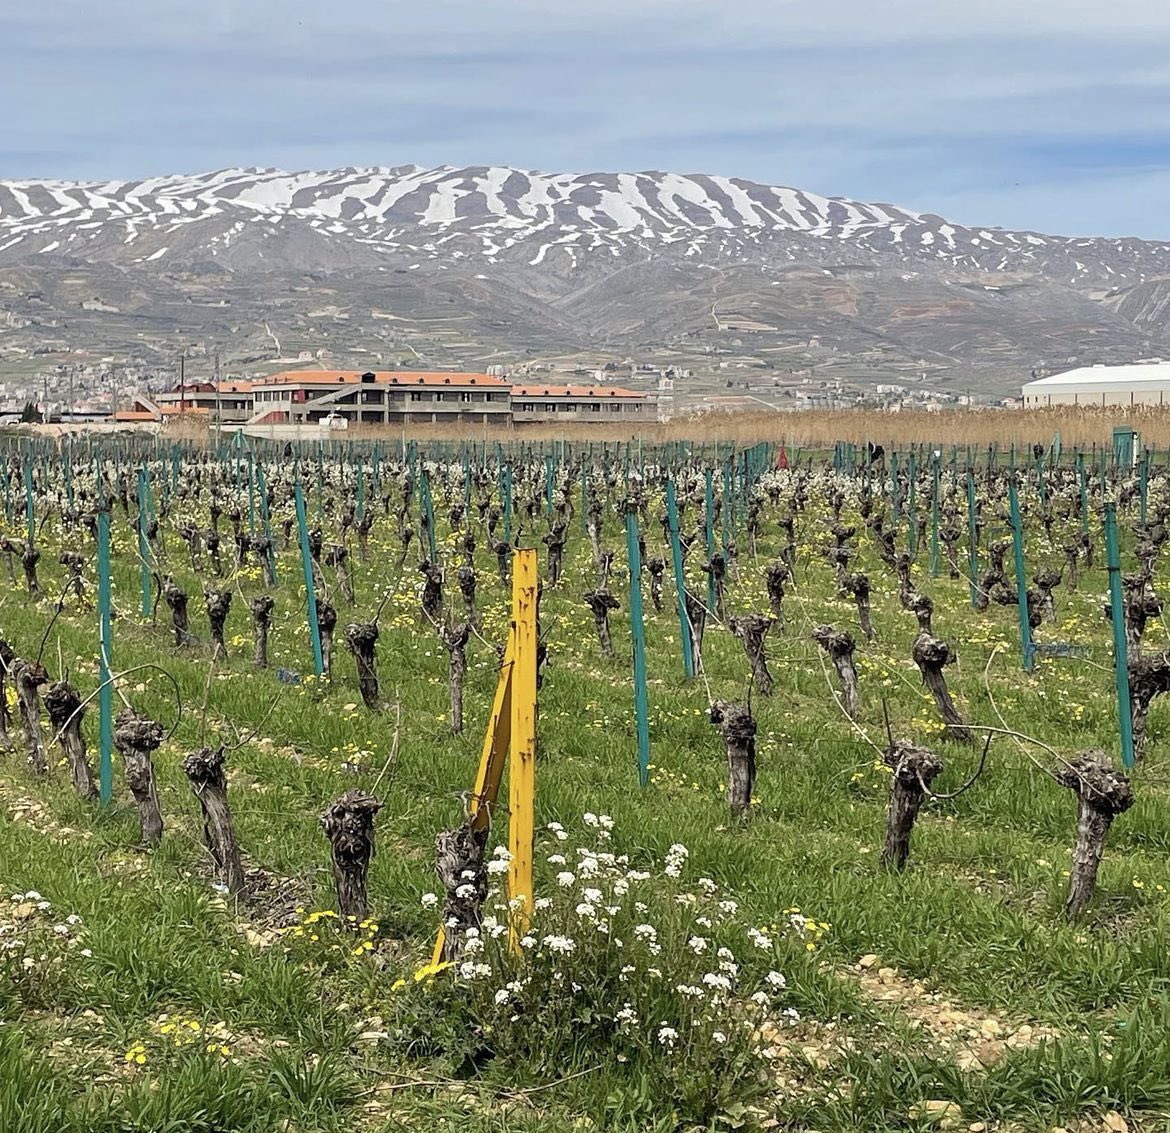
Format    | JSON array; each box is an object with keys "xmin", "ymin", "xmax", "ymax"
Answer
[
  {"xmin": 68, "ymin": 366, "xmax": 75, "ymax": 415},
  {"xmin": 214, "ymin": 350, "xmax": 222, "ymax": 446},
  {"xmin": 42, "ymin": 373, "xmax": 48, "ymax": 422},
  {"xmin": 179, "ymin": 353, "xmax": 186, "ymax": 411}
]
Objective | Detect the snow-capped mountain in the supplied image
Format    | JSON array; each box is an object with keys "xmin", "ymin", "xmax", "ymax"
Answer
[{"xmin": 1, "ymin": 165, "xmax": 1167, "ymax": 284}]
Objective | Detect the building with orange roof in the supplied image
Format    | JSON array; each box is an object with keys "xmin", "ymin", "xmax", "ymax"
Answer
[
  {"xmin": 248, "ymin": 370, "xmax": 512, "ymax": 427},
  {"xmin": 113, "ymin": 369, "xmax": 653, "ymax": 429},
  {"xmin": 510, "ymin": 384, "xmax": 651, "ymax": 423},
  {"xmin": 154, "ymin": 380, "xmax": 254, "ymax": 423}
]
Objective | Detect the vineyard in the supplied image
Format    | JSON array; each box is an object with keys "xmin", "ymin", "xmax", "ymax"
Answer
[{"xmin": 3, "ymin": 434, "xmax": 1170, "ymax": 1133}]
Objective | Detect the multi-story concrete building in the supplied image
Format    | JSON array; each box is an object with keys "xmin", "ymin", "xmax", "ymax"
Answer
[
  {"xmin": 154, "ymin": 381, "xmax": 255, "ymax": 423},
  {"xmin": 510, "ymin": 384, "xmax": 651, "ymax": 423},
  {"xmin": 249, "ymin": 370, "xmax": 512, "ymax": 426},
  {"xmin": 111, "ymin": 370, "xmax": 655, "ymax": 429}
]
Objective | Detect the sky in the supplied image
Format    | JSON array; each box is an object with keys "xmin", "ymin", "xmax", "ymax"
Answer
[{"xmin": 4, "ymin": 0, "xmax": 1170, "ymax": 239}]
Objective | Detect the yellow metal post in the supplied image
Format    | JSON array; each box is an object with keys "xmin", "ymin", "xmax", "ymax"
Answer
[
  {"xmin": 429, "ymin": 547, "xmax": 538, "ymax": 963},
  {"xmin": 508, "ymin": 548, "xmax": 538, "ymax": 941},
  {"xmin": 431, "ymin": 638, "xmax": 514, "ymax": 965}
]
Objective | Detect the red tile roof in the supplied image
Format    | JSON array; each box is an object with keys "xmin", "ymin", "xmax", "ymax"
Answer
[
  {"xmin": 511, "ymin": 385, "xmax": 644, "ymax": 398},
  {"xmin": 255, "ymin": 369, "xmax": 509, "ymax": 388}
]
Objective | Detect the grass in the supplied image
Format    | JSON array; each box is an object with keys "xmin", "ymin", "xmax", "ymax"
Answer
[{"xmin": 1, "ymin": 454, "xmax": 1169, "ymax": 1131}]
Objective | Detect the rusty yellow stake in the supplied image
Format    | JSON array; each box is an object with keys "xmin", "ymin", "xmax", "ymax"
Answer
[
  {"xmin": 430, "ymin": 547, "xmax": 537, "ymax": 963},
  {"xmin": 508, "ymin": 548, "xmax": 538, "ymax": 942}
]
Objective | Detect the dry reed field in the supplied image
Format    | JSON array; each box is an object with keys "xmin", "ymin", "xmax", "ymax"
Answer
[{"xmin": 267, "ymin": 406, "xmax": 1170, "ymax": 453}]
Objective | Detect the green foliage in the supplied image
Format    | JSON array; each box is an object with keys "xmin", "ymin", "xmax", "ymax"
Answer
[{"xmin": 2, "ymin": 446, "xmax": 1170, "ymax": 1130}]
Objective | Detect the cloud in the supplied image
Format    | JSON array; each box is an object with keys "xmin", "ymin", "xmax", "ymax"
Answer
[{"xmin": 3, "ymin": 2, "xmax": 1170, "ymax": 237}]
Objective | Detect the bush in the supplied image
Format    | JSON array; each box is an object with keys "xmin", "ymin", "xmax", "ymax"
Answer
[{"xmin": 392, "ymin": 817, "xmax": 823, "ymax": 1123}]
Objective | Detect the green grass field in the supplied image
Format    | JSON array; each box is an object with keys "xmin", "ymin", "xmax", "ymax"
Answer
[{"xmin": 2, "ymin": 456, "xmax": 1169, "ymax": 1133}]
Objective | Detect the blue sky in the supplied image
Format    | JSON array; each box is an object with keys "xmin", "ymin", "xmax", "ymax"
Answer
[{"xmin": 4, "ymin": 0, "xmax": 1170, "ymax": 238}]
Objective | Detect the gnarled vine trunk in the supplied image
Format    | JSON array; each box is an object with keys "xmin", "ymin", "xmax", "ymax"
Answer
[
  {"xmin": 183, "ymin": 746, "xmax": 246, "ymax": 895},
  {"xmin": 114, "ymin": 709, "xmax": 165, "ymax": 846},
  {"xmin": 320, "ymin": 789, "xmax": 382, "ymax": 927},
  {"xmin": 43, "ymin": 680, "xmax": 97, "ymax": 800},
  {"xmin": 1057, "ymin": 751, "xmax": 1134, "ymax": 919},
  {"xmin": 881, "ymin": 741, "xmax": 942, "ymax": 870},
  {"xmin": 709, "ymin": 700, "xmax": 756, "ymax": 817}
]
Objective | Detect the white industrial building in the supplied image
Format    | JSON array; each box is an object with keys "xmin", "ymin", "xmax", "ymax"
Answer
[{"xmin": 1022, "ymin": 362, "xmax": 1170, "ymax": 407}]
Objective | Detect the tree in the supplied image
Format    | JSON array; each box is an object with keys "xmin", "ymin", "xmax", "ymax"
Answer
[{"xmin": 19, "ymin": 402, "xmax": 41, "ymax": 424}]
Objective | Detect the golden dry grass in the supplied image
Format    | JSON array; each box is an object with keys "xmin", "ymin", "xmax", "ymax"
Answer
[
  {"xmin": 92, "ymin": 404, "xmax": 1170, "ymax": 452},
  {"xmin": 350, "ymin": 406, "xmax": 1170, "ymax": 450}
]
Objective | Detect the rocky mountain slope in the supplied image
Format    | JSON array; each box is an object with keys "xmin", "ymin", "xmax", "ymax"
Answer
[{"xmin": 2, "ymin": 165, "xmax": 1168, "ymax": 397}]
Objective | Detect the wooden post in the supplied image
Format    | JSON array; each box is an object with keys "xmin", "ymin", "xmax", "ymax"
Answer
[
  {"xmin": 255, "ymin": 462, "xmax": 278, "ymax": 584},
  {"xmin": 315, "ymin": 442, "xmax": 324, "ymax": 521},
  {"xmin": 930, "ymin": 454, "xmax": 940, "ymax": 577},
  {"xmin": 503, "ymin": 464, "xmax": 513, "ymax": 545},
  {"xmin": 1140, "ymin": 451, "xmax": 1149, "ymax": 527},
  {"xmin": 294, "ymin": 483, "xmax": 325, "ymax": 678},
  {"xmin": 1078, "ymin": 452, "xmax": 1088, "ymax": 534},
  {"xmin": 907, "ymin": 454, "xmax": 917, "ymax": 556},
  {"xmin": 97, "ymin": 508, "xmax": 113, "ymax": 804},
  {"xmin": 137, "ymin": 467, "xmax": 151, "ymax": 618},
  {"xmin": 665, "ymin": 481, "xmax": 694, "ymax": 678},
  {"xmin": 23, "ymin": 461, "xmax": 34, "ymax": 545},
  {"xmin": 625, "ymin": 507, "xmax": 651, "ymax": 786},
  {"xmin": 1008, "ymin": 477, "xmax": 1033, "ymax": 672},
  {"xmin": 1105, "ymin": 505, "xmax": 1136, "ymax": 768},
  {"xmin": 966, "ymin": 470, "xmax": 979, "ymax": 608},
  {"xmin": 420, "ymin": 470, "xmax": 437, "ymax": 562},
  {"xmin": 704, "ymin": 469, "xmax": 715, "ymax": 614},
  {"xmin": 891, "ymin": 450, "xmax": 900, "ymax": 527}
]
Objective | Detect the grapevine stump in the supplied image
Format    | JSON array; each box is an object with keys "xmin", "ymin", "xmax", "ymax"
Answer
[
  {"xmin": 183, "ymin": 746, "xmax": 246, "ymax": 896},
  {"xmin": 1057, "ymin": 751, "xmax": 1134, "ymax": 920},
  {"xmin": 320, "ymin": 789, "xmax": 382, "ymax": 927},
  {"xmin": 114, "ymin": 709, "xmax": 165, "ymax": 847}
]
